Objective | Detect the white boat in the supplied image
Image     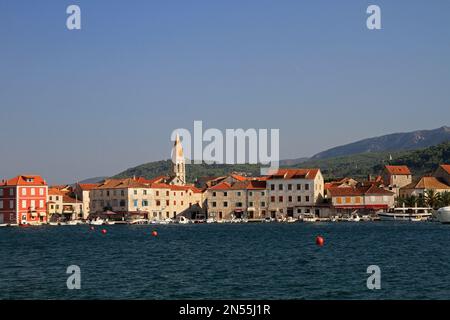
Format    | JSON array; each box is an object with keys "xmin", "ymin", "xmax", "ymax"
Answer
[
  {"xmin": 206, "ymin": 218, "xmax": 216, "ymax": 223},
  {"xmin": 67, "ymin": 220, "xmax": 79, "ymax": 225},
  {"xmin": 302, "ymin": 214, "xmax": 317, "ymax": 222},
  {"xmin": 437, "ymin": 207, "xmax": 450, "ymax": 224},
  {"xmin": 0, "ymin": 224, "xmax": 8, "ymax": 227},
  {"xmin": 129, "ymin": 219, "xmax": 148, "ymax": 225},
  {"xmin": 378, "ymin": 208, "xmax": 432, "ymax": 221},
  {"xmin": 361, "ymin": 215, "xmax": 371, "ymax": 222},
  {"xmin": 177, "ymin": 216, "xmax": 191, "ymax": 224},
  {"xmin": 90, "ymin": 218, "xmax": 105, "ymax": 225}
]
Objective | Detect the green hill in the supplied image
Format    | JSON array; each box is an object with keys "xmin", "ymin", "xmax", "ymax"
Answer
[{"xmin": 113, "ymin": 141, "xmax": 450, "ymax": 182}]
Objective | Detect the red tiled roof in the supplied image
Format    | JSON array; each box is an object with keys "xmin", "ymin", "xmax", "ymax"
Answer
[
  {"xmin": 440, "ymin": 164, "xmax": 450, "ymax": 175},
  {"xmin": 385, "ymin": 165, "xmax": 411, "ymax": 175},
  {"xmin": 48, "ymin": 188, "xmax": 66, "ymax": 196},
  {"xmin": 77, "ymin": 183, "xmax": 100, "ymax": 190},
  {"xmin": 268, "ymin": 168, "xmax": 320, "ymax": 180},
  {"xmin": 2, "ymin": 175, "xmax": 47, "ymax": 186},
  {"xmin": 402, "ymin": 177, "xmax": 450, "ymax": 190},
  {"xmin": 63, "ymin": 195, "xmax": 79, "ymax": 203},
  {"xmin": 208, "ymin": 182, "xmax": 232, "ymax": 191},
  {"xmin": 328, "ymin": 185, "xmax": 394, "ymax": 197}
]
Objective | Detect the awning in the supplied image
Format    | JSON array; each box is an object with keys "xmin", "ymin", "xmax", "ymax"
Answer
[
  {"xmin": 31, "ymin": 212, "xmax": 37, "ymax": 217},
  {"xmin": 39, "ymin": 213, "xmax": 46, "ymax": 217}
]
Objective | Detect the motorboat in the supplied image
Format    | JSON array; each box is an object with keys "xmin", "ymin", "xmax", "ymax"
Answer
[
  {"xmin": 177, "ymin": 216, "xmax": 191, "ymax": 224},
  {"xmin": 129, "ymin": 219, "xmax": 148, "ymax": 225},
  {"xmin": 89, "ymin": 218, "xmax": 105, "ymax": 225},
  {"xmin": 437, "ymin": 207, "xmax": 450, "ymax": 224},
  {"xmin": 206, "ymin": 218, "xmax": 216, "ymax": 223}
]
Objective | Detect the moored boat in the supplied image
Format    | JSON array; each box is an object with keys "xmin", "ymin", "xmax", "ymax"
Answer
[{"xmin": 437, "ymin": 207, "xmax": 450, "ymax": 224}]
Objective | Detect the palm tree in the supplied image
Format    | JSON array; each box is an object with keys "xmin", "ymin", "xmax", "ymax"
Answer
[
  {"xmin": 424, "ymin": 189, "xmax": 441, "ymax": 209},
  {"xmin": 399, "ymin": 195, "xmax": 417, "ymax": 207},
  {"xmin": 439, "ymin": 191, "xmax": 450, "ymax": 208}
]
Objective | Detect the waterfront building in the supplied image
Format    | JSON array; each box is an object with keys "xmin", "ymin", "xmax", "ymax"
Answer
[
  {"xmin": 328, "ymin": 185, "xmax": 395, "ymax": 212},
  {"xmin": 382, "ymin": 165, "xmax": 413, "ymax": 197},
  {"xmin": 399, "ymin": 176, "xmax": 450, "ymax": 198},
  {"xmin": 433, "ymin": 164, "xmax": 450, "ymax": 186},
  {"xmin": 266, "ymin": 168, "xmax": 325, "ymax": 218},
  {"xmin": 73, "ymin": 183, "xmax": 100, "ymax": 218},
  {"xmin": 89, "ymin": 177, "xmax": 204, "ymax": 220},
  {"xmin": 206, "ymin": 179, "xmax": 268, "ymax": 220},
  {"xmin": 0, "ymin": 175, "xmax": 48, "ymax": 225}
]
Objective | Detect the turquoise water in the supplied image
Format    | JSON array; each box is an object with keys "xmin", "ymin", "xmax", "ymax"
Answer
[{"xmin": 1, "ymin": 222, "xmax": 449, "ymax": 300}]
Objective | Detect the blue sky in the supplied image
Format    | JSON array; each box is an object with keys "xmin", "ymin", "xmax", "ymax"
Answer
[{"xmin": 1, "ymin": 0, "xmax": 450, "ymax": 184}]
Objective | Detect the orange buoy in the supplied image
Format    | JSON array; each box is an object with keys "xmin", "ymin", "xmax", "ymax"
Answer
[
  {"xmin": 151, "ymin": 230, "xmax": 158, "ymax": 237},
  {"xmin": 316, "ymin": 236, "xmax": 324, "ymax": 246},
  {"xmin": 101, "ymin": 229, "xmax": 107, "ymax": 234}
]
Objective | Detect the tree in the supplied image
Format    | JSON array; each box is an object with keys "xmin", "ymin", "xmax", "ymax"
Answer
[
  {"xmin": 424, "ymin": 189, "xmax": 441, "ymax": 209},
  {"xmin": 439, "ymin": 191, "xmax": 450, "ymax": 208},
  {"xmin": 398, "ymin": 195, "xmax": 417, "ymax": 207}
]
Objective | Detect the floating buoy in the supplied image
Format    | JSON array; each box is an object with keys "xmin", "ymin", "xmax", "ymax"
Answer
[
  {"xmin": 316, "ymin": 236, "xmax": 324, "ymax": 246},
  {"xmin": 101, "ymin": 229, "xmax": 107, "ymax": 234},
  {"xmin": 151, "ymin": 230, "xmax": 158, "ymax": 237},
  {"xmin": 90, "ymin": 226, "xmax": 95, "ymax": 231}
]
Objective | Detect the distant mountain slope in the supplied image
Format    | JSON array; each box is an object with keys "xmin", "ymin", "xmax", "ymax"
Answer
[
  {"xmin": 114, "ymin": 160, "xmax": 261, "ymax": 183},
  {"xmin": 297, "ymin": 141, "xmax": 450, "ymax": 180},
  {"xmin": 79, "ymin": 176, "xmax": 108, "ymax": 184},
  {"xmin": 112, "ymin": 141, "xmax": 450, "ymax": 182},
  {"xmin": 311, "ymin": 126, "xmax": 450, "ymax": 160}
]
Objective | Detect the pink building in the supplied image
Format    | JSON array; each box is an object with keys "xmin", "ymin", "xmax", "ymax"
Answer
[{"xmin": 0, "ymin": 175, "xmax": 48, "ymax": 225}]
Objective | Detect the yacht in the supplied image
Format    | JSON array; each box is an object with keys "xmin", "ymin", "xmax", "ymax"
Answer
[
  {"xmin": 437, "ymin": 207, "xmax": 450, "ymax": 224},
  {"xmin": 378, "ymin": 208, "xmax": 432, "ymax": 221}
]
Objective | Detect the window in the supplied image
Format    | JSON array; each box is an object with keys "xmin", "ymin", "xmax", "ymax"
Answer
[
  {"xmin": 223, "ymin": 201, "xmax": 228, "ymax": 207},
  {"xmin": 9, "ymin": 189, "xmax": 14, "ymax": 196},
  {"xmin": 174, "ymin": 201, "xmax": 176, "ymax": 206},
  {"xmin": 39, "ymin": 200, "xmax": 44, "ymax": 208},
  {"xmin": 270, "ymin": 184, "xmax": 275, "ymax": 191},
  {"xmin": 31, "ymin": 188, "xmax": 36, "ymax": 195},
  {"xmin": 212, "ymin": 202, "xmax": 217, "ymax": 208},
  {"xmin": 249, "ymin": 192, "xmax": 253, "ymax": 196},
  {"xmin": 305, "ymin": 184, "xmax": 310, "ymax": 190},
  {"xmin": 181, "ymin": 201, "xmax": 184, "ymax": 206},
  {"xmin": 166, "ymin": 200, "xmax": 169, "ymax": 206},
  {"xmin": 166, "ymin": 191, "xmax": 169, "ymax": 196},
  {"xmin": 271, "ymin": 196, "xmax": 275, "ymax": 203},
  {"xmin": 261, "ymin": 201, "xmax": 266, "ymax": 207},
  {"xmin": 156, "ymin": 200, "xmax": 161, "ymax": 206},
  {"xmin": 133, "ymin": 200, "xmax": 138, "ymax": 207},
  {"xmin": 22, "ymin": 200, "xmax": 27, "ymax": 209},
  {"xmin": 345, "ymin": 197, "xmax": 351, "ymax": 204},
  {"xmin": 134, "ymin": 190, "xmax": 138, "ymax": 195},
  {"xmin": 288, "ymin": 184, "xmax": 292, "ymax": 190},
  {"xmin": 143, "ymin": 190, "xmax": 147, "ymax": 195},
  {"xmin": 0, "ymin": 201, "xmax": 3, "ymax": 209},
  {"xmin": 142, "ymin": 200, "xmax": 148, "ymax": 207},
  {"xmin": 288, "ymin": 196, "xmax": 292, "ymax": 202},
  {"xmin": 56, "ymin": 196, "xmax": 59, "ymax": 201},
  {"xmin": 236, "ymin": 202, "xmax": 243, "ymax": 207},
  {"xmin": 237, "ymin": 192, "xmax": 241, "ymax": 196},
  {"xmin": 121, "ymin": 190, "xmax": 125, "ymax": 196},
  {"xmin": 355, "ymin": 197, "xmax": 361, "ymax": 204},
  {"xmin": 336, "ymin": 197, "xmax": 342, "ymax": 204},
  {"xmin": 297, "ymin": 184, "xmax": 301, "ymax": 190},
  {"xmin": 31, "ymin": 200, "xmax": 35, "ymax": 208},
  {"xmin": 261, "ymin": 191, "xmax": 265, "ymax": 196},
  {"xmin": 306, "ymin": 196, "xmax": 310, "ymax": 202},
  {"xmin": 0, "ymin": 189, "xmax": 3, "ymax": 196},
  {"xmin": 9, "ymin": 200, "xmax": 14, "ymax": 209},
  {"xmin": 120, "ymin": 200, "xmax": 126, "ymax": 207},
  {"xmin": 106, "ymin": 191, "xmax": 110, "ymax": 196},
  {"xmin": 297, "ymin": 196, "xmax": 301, "ymax": 202},
  {"xmin": 278, "ymin": 184, "xmax": 283, "ymax": 191},
  {"xmin": 278, "ymin": 196, "xmax": 283, "ymax": 202},
  {"xmin": 156, "ymin": 191, "xmax": 159, "ymax": 196},
  {"xmin": 223, "ymin": 192, "xmax": 228, "ymax": 197},
  {"xmin": 297, "ymin": 209, "xmax": 302, "ymax": 214},
  {"xmin": 249, "ymin": 202, "xmax": 254, "ymax": 207},
  {"xmin": 22, "ymin": 188, "xmax": 26, "ymax": 196},
  {"xmin": 212, "ymin": 192, "xmax": 216, "ymax": 197}
]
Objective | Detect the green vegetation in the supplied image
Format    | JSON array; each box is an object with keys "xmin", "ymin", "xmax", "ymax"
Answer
[{"xmin": 113, "ymin": 141, "xmax": 450, "ymax": 182}]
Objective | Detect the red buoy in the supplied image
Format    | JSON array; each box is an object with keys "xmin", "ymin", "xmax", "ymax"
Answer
[
  {"xmin": 101, "ymin": 229, "xmax": 107, "ymax": 234},
  {"xmin": 151, "ymin": 230, "xmax": 158, "ymax": 237},
  {"xmin": 316, "ymin": 236, "xmax": 324, "ymax": 246}
]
